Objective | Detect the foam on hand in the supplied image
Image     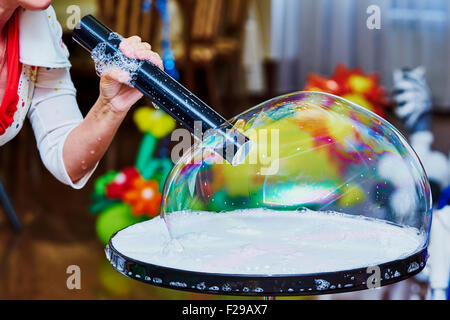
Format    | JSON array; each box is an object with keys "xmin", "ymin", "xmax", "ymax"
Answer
[
  {"xmin": 91, "ymin": 33, "xmax": 143, "ymax": 87},
  {"xmin": 112, "ymin": 209, "xmax": 425, "ymax": 275}
]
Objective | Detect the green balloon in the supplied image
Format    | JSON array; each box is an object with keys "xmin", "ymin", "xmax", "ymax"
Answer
[
  {"xmin": 96, "ymin": 204, "xmax": 141, "ymax": 245},
  {"xmin": 136, "ymin": 133, "xmax": 157, "ymax": 173},
  {"xmin": 94, "ymin": 171, "xmax": 118, "ymax": 196}
]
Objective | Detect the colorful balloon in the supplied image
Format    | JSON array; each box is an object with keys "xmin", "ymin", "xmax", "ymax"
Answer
[
  {"xmin": 123, "ymin": 178, "xmax": 162, "ymax": 218},
  {"xmin": 96, "ymin": 203, "xmax": 142, "ymax": 245},
  {"xmin": 304, "ymin": 63, "xmax": 390, "ymax": 117},
  {"xmin": 91, "ymin": 105, "xmax": 174, "ymax": 244},
  {"xmin": 136, "ymin": 133, "xmax": 157, "ymax": 173},
  {"xmin": 133, "ymin": 106, "xmax": 177, "ymax": 138},
  {"xmin": 106, "ymin": 167, "xmax": 140, "ymax": 200},
  {"xmin": 94, "ymin": 170, "xmax": 118, "ymax": 196}
]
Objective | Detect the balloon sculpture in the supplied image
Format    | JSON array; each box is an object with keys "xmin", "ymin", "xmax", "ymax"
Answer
[
  {"xmin": 390, "ymin": 67, "xmax": 450, "ymax": 300},
  {"xmin": 303, "ymin": 64, "xmax": 390, "ymax": 117},
  {"xmin": 90, "ymin": 106, "xmax": 176, "ymax": 244},
  {"xmin": 301, "ymin": 65, "xmax": 391, "ymax": 209}
]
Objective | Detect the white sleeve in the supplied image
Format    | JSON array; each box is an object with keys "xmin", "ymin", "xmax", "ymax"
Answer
[
  {"xmin": 19, "ymin": 6, "xmax": 71, "ymax": 68},
  {"xmin": 28, "ymin": 66, "xmax": 98, "ymax": 189}
]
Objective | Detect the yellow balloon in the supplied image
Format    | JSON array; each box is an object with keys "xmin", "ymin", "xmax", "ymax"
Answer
[
  {"xmin": 348, "ymin": 75, "xmax": 372, "ymax": 93},
  {"xmin": 134, "ymin": 106, "xmax": 177, "ymax": 138}
]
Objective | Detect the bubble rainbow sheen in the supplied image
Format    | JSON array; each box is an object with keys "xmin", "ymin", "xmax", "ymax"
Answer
[{"xmin": 161, "ymin": 92, "xmax": 432, "ymax": 241}]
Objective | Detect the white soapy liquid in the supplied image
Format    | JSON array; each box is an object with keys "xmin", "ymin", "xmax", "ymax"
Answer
[{"xmin": 112, "ymin": 209, "xmax": 425, "ymax": 275}]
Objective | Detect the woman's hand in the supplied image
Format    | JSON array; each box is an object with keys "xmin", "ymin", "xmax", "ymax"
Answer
[
  {"xmin": 99, "ymin": 36, "xmax": 164, "ymax": 114},
  {"xmin": 63, "ymin": 37, "xmax": 163, "ymax": 183}
]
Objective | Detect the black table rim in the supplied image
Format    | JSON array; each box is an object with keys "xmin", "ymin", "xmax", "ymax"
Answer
[{"xmin": 106, "ymin": 233, "xmax": 427, "ymax": 297}]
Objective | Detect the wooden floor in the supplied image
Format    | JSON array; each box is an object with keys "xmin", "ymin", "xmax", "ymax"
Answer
[{"xmin": 0, "ymin": 105, "xmax": 446, "ymax": 300}]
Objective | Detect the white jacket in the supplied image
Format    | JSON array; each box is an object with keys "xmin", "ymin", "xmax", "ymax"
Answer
[{"xmin": 0, "ymin": 6, "xmax": 95, "ymax": 189}]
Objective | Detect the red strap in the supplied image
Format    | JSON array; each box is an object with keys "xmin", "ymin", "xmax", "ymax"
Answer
[{"xmin": 0, "ymin": 10, "xmax": 22, "ymax": 136}]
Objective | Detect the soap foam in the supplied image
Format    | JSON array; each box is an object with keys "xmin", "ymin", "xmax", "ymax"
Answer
[
  {"xmin": 91, "ymin": 37, "xmax": 143, "ymax": 86},
  {"xmin": 112, "ymin": 209, "xmax": 425, "ymax": 275}
]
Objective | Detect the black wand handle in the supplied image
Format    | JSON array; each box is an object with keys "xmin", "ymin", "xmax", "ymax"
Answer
[{"xmin": 73, "ymin": 15, "xmax": 251, "ymax": 165}]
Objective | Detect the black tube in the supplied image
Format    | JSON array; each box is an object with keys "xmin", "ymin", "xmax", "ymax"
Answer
[{"xmin": 73, "ymin": 15, "xmax": 251, "ymax": 165}]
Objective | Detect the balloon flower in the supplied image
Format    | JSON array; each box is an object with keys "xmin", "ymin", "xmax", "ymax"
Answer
[
  {"xmin": 105, "ymin": 167, "xmax": 140, "ymax": 200},
  {"xmin": 94, "ymin": 170, "xmax": 118, "ymax": 196},
  {"xmin": 304, "ymin": 64, "xmax": 390, "ymax": 117},
  {"xmin": 90, "ymin": 106, "xmax": 176, "ymax": 244},
  {"xmin": 123, "ymin": 178, "xmax": 162, "ymax": 218},
  {"xmin": 133, "ymin": 106, "xmax": 177, "ymax": 178}
]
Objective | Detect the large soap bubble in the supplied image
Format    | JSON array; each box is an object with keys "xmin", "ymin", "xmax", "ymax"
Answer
[{"xmin": 160, "ymin": 91, "xmax": 431, "ymax": 275}]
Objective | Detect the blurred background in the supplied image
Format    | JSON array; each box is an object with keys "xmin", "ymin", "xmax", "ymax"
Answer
[{"xmin": 0, "ymin": 0, "xmax": 449, "ymax": 300}]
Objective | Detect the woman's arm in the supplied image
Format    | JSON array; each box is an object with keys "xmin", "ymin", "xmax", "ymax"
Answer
[{"xmin": 63, "ymin": 36, "xmax": 163, "ymax": 183}]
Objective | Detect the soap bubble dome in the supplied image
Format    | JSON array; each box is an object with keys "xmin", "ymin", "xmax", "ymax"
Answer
[
  {"xmin": 161, "ymin": 92, "xmax": 431, "ymax": 271},
  {"xmin": 109, "ymin": 91, "xmax": 431, "ymax": 295}
]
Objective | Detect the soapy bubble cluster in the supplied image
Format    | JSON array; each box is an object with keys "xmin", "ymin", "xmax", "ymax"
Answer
[{"xmin": 91, "ymin": 33, "xmax": 143, "ymax": 87}]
